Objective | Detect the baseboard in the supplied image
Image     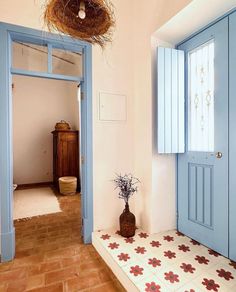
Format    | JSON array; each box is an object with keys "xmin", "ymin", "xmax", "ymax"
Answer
[
  {"xmin": 1, "ymin": 228, "xmax": 15, "ymax": 262},
  {"xmin": 17, "ymin": 182, "xmax": 54, "ymax": 190}
]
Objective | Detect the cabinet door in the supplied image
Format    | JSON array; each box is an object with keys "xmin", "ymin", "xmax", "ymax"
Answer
[
  {"xmin": 229, "ymin": 12, "xmax": 236, "ymax": 262},
  {"xmin": 66, "ymin": 133, "xmax": 79, "ymax": 177},
  {"xmin": 57, "ymin": 133, "xmax": 77, "ymax": 177}
]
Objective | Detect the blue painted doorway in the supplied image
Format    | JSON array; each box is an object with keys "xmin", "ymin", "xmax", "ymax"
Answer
[
  {"xmin": 177, "ymin": 18, "xmax": 229, "ymax": 257},
  {"xmin": 0, "ymin": 22, "xmax": 93, "ymax": 262}
]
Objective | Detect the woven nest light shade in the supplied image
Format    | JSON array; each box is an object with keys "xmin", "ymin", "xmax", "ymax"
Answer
[{"xmin": 44, "ymin": 0, "xmax": 115, "ymax": 47}]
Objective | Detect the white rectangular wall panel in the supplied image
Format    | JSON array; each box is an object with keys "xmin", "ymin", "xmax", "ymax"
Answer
[
  {"xmin": 157, "ymin": 47, "xmax": 185, "ymax": 153},
  {"xmin": 99, "ymin": 92, "xmax": 127, "ymax": 121}
]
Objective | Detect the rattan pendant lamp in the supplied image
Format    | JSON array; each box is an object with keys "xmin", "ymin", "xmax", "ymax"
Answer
[{"xmin": 44, "ymin": 0, "xmax": 115, "ymax": 47}]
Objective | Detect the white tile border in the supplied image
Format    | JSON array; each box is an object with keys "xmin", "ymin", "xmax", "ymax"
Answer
[{"xmin": 92, "ymin": 232, "xmax": 139, "ymax": 292}]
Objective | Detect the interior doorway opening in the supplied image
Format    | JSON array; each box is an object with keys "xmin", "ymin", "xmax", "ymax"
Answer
[
  {"xmin": 0, "ymin": 23, "xmax": 93, "ymax": 262},
  {"xmin": 12, "ymin": 74, "xmax": 81, "ymax": 219}
]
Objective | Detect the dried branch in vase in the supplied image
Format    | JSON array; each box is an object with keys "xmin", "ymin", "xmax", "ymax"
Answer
[{"xmin": 113, "ymin": 174, "xmax": 140, "ymax": 204}]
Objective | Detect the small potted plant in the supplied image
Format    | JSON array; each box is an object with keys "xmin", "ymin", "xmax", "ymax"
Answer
[{"xmin": 114, "ymin": 174, "xmax": 140, "ymax": 238}]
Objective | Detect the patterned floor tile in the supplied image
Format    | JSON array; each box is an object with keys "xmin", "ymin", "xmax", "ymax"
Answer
[
  {"xmin": 155, "ymin": 265, "xmax": 190, "ymax": 291},
  {"xmin": 122, "ymin": 261, "xmax": 153, "ymax": 284},
  {"xmin": 94, "ymin": 229, "xmax": 236, "ymax": 291},
  {"xmin": 207, "ymin": 263, "xmax": 236, "ymax": 289},
  {"xmin": 176, "ymin": 282, "xmax": 205, "ymax": 292},
  {"xmin": 192, "ymin": 273, "xmax": 232, "ymax": 292},
  {"xmin": 136, "ymin": 275, "xmax": 169, "ymax": 292}
]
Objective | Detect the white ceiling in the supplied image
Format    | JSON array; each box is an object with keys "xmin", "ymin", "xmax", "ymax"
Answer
[{"xmin": 154, "ymin": 0, "xmax": 236, "ymax": 45}]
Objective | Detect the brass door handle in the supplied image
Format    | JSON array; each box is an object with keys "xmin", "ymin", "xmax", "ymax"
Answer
[{"xmin": 216, "ymin": 152, "xmax": 223, "ymax": 159}]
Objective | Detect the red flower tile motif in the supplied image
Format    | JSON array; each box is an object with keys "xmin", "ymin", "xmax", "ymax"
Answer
[
  {"xmin": 139, "ymin": 232, "xmax": 149, "ymax": 238},
  {"xmin": 150, "ymin": 241, "xmax": 161, "ymax": 248},
  {"xmin": 135, "ymin": 246, "xmax": 147, "ymax": 254},
  {"xmin": 145, "ymin": 282, "xmax": 161, "ymax": 292},
  {"xmin": 148, "ymin": 258, "xmax": 161, "ymax": 268},
  {"xmin": 118, "ymin": 253, "xmax": 130, "ymax": 262},
  {"xmin": 185, "ymin": 290, "xmax": 195, "ymax": 292},
  {"xmin": 176, "ymin": 231, "xmax": 184, "ymax": 237},
  {"xmin": 190, "ymin": 239, "xmax": 200, "ymax": 246},
  {"xmin": 202, "ymin": 278, "xmax": 220, "ymax": 291},
  {"xmin": 130, "ymin": 265, "xmax": 143, "ymax": 277},
  {"xmin": 180, "ymin": 263, "xmax": 196, "ymax": 273},
  {"xmin": 101, "ymin": 234, "xmax": 111, "ymax": 240},
  {"xmin": 163, "ymin": 235, "xmax": 174, "ymax": 242},
  {"xmin": 164, "ymin": 271, "xmax": 179, "ymax": 283},
  {"xmin": 108, "ymin": 242, "xmax": 119, "ymax": 250},
  {"xmin": 208, "ymin": 249, "xmax": 219, "ymax": 257},
  {"xmin": 164, "ymin": 250, "xmax": 176, "ymax": 259},
  {"xmin": 195, "ymin": 255, "xmax": 209, "ymax": 265},
  {"xmin": 178, "ymin": 244, "xmax": 190, "ymax": 252},
  {"xmin": 229, "ymin": 261, "xmax": 236, "ymax": 270},
  {"xmin": 216, "ymin": 269, "xmax": 234, "ymax": 281},
  {"xmin": 125, "ymin": 237, "xmax": 135, "ymax": 244}
]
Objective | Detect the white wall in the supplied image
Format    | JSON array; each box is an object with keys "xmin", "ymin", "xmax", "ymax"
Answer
[
  {"xmin": 13, "ymin": 76, "xmax": 79, "ymax": 184},
  {"xmin": 0, "ymin": 0, "xmax": 191, "ymax": 234},
  {"xmin": 132, "ymin": 0, "xmax": 192, "ymax": 233}
]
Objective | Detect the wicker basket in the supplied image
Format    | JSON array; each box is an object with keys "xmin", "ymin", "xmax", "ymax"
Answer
[
  {"xmin": 55, "ymin": 120, "xmax": 71, "ymax": 131},
  {"xmin": 59, "ymin": 176, "xmax": 77, "ymax": 195}
]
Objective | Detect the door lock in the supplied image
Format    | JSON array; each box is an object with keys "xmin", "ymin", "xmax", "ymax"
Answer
[{"xmin": 216, "ymin": 152, "xmax": 223, "ymax": 159}]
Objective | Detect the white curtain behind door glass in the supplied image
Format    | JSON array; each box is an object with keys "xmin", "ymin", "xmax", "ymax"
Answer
[{"xmin": 188, "ymin": 41, "xmax": 214, "ymax": 152}]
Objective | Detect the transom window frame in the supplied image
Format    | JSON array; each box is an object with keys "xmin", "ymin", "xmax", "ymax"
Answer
[{"xmin": 10, "ymin": 32, "xmax": 84, "ymax": 83}]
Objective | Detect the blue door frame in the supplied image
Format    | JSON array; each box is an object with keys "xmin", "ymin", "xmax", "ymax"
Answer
[{"xmin": 0, "ymin": 22, "xmax": 93, "ymax": 262}]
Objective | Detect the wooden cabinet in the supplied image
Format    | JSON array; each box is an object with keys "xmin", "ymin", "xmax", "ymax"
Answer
[{"xmin": 52, "ymin": 130, "xmax": 80, "ymax": 191}]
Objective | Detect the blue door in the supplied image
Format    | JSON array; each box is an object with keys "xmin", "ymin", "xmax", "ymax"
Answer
[
  {"xmin": 229, "ymin": 11, "xmax": 236, "ymax": 262},
  {"xmin": 177, "ymin": 18, "xmax": 229, "ymax": 257}
]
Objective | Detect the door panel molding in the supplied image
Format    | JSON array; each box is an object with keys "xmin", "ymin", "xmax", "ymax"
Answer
[{"xmin": 188, "ymin": 163, "xmax": 213, "ymax": 229}]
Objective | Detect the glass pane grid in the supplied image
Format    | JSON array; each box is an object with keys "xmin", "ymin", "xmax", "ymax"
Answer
[
  {"xmin": 52, "ymin": 48, "xmax": 83, "ymax": 77},
  {"xmin": 188, "ymin": 40, "xmax": 215, "ymax": 152},
  {"xmin": 12, "ymin": 42, "xmax": 83, "ymax": 79},
  {"xmin": 12, "ymin": 41, "xmax": 48, "ymax": 72}
]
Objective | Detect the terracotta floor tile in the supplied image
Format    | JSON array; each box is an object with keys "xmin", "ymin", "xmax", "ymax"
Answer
[
  {"xmin": 89, "ymin": 281, "xmax": 124, "ymax": 292},
  {"xmin": 97, "ymin": 268, "xmax": 114, "ymax": 283},
  {"xmin": 45, "ymin": 266, "xmax": 79, "ymax": 284},
  {"xmin": 0, "ymin": 284, "xmax": 7, "ymax": 292},
  {"xmin": 0, "ymin": 263, "xmax": 13, "ymax": 273},
  {"xmin": 0, "ymin": 268, "xmax": 27, "ymax": 283},
  {"xmin": 6, "ymin": 279, "xmax": 27, "ymax": 292},
  {"xmin": 25, "ymin": 275, "xmax": 45, "ymax": 290},
  {"xmin": 65, "ymin": 275, "xmax": 99, "ymax": 291},
  {"xmin": 0, "ymin": 189, "xmax": 123, "ymax": 292},
  {"xmin": 13, "ymin": 255, "xmax": 45, "ymax": 268},
  {"xmin": 29, "ymin": 261, "xmax": 61, "ymax": 276},
  {"xmin": 26, "ymin": 282, "xmax": 64, "ymax": 292}
]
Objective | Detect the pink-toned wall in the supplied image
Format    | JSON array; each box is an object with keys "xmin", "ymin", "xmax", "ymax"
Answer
[{"xmin": 0, "ymin": 0, "xmax": 191, "ymax": 233}]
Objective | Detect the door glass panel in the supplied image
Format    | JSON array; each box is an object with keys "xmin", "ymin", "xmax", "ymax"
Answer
[
  {"xmin": 12, "ymin": 42, "xmax": 48, "ymax": 72},
  {"xmin": 188, "ymin": 40, "xmax": 214, "ymax": 152},
  {"xmin": 52, "ymin": 48, "xmax": 83, "ymax": 77}
]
